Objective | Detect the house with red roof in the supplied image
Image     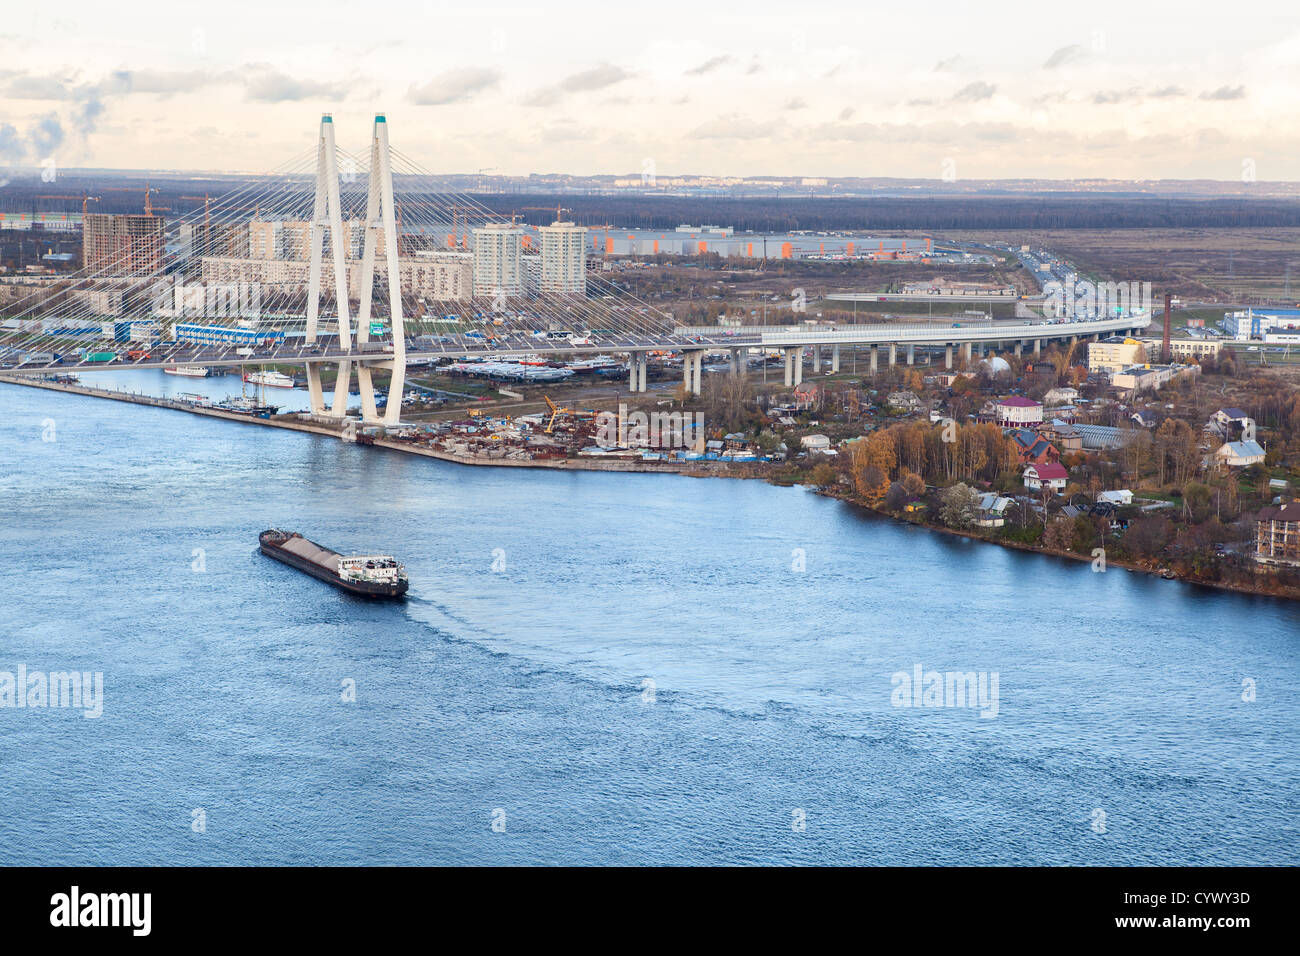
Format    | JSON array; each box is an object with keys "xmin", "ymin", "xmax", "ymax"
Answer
[{"xmin": 1023, "ymin": 462, "xmax": 1069, "ymax": 493}]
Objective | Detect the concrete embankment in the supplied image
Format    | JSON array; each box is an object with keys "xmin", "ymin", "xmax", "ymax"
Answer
[
  {"xmin": 1, "ymin": 374, "xmax": 760, "ymax": 478},
  {"xmin": 0, "ymin": 374, "xmax": 344, "ymax": 438}
]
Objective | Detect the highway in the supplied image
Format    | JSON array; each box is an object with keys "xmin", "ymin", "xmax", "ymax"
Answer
[{"xmin": 0, "ymin": 314, "xmax": 1152, "ymax": 376}]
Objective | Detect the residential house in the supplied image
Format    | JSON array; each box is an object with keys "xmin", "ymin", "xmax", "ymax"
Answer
[
  {"xmin": 975, "ymin": 493, "xmax": 1013, "ymax": 528},
  {"xmin": 1212, "ymin": 407, "xmax": 1253, "ymax": 431},
  {"xmin": 1209, "ymin": 407, "xmax": 1254, "ymax": 439},
  {"xmin": 994, "ymin": 396, "xmax": 1044, "ymax": 428},
  {"xmin": 886, "ymin": 391, "xmax": 925, "ymax": 413},
  {"xmin": 1097, "ymin": 489, "xmax": 1133, "ymax": 506},
  {"xmin": 800, "ymin": 434, "xmax": 831, "ymax": 454},
  {"xmin": 1023, "ymin": 462, "xmax": 1069, "ymax": 493},
  {"xmin": 1008, "ymin": 428, "xmax": 1060, "ymax": 465},
  {"xmin": 1130, "ymin": 410, "xmax": 1156, "ymax": 428},
  {"xmin": 792, "ymin": 382, "xmax": 823, "ymax": 410},
  {"xmin": 1043, "ymin": 386, "xmax": 1079, "ymax": 406},
  {"xmin": 723, "ymin": 432, "xmax": 757, "ymax": 453},
  {"xmin": 1212, "ymin": 440, "xmax": 1266, "ymax": 468},
  {"xmin": 1255, "ymin": 500, "xmax": 1300, "ymax": 568},
  {"xmin": 1040, "ymin": 420, "xmax": 1082, "ymax": 453}
]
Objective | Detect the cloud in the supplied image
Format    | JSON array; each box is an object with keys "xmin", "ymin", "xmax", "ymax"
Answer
[
  {"xmin": 784, "ymin": 97, "xmax": 807, "ymax": 111},
  {"xmin": 559, "ymin": 63, "xmax": 630, "ymax": 93},
  {"xmin": 1200, "ymin": 85, "xmax": 1246, "ymax": 100},
  {"xmin": 1043, "ymin": 45, "xmax": 1087, "ymax": 69},
  {"xmin": 1093, "ymin": 88, "xmax": 1140, "ymax": 104},
  {"xmin": 687, "ymin": 114, "xmax": 781, "ymax": 140},
  {"xmin": 953, "ymin": 81, "xmax": 996, "ymax": 102},
  {"xmin": 807, "ymin": 120, "xmax": 1022, "ymax": 145},
  {"xmin": 1, "ymin": 73, "xmax": 73, "ymax": 99},
  {"xmin": 933, "ymin": 56, "xmax": 961, "ymax": 73},
  {"xmin": 522, "ymin": 87, "xmax": 562, "ymax": 108},
  {"xmin": 408, "ymin": 68, "xmax": 500, "ymax": 105},
  {"xmin": 524, "ymin": 63, "xmax": 631, "ymax": 107},
  {"xmin": 108, "ymin": 69, "xmax": 217, "ymax": 95},
  {"xmin": 685, "ymin": 55, "xmax": 730, "ymax": 77},
  {"xmin": 838, "ymin": 107, "xmax": 854, "ymax": 121},
  {"xmin": 243, "ymin": 65, "xmax": 346, "ymax": 102},
  {"xmin": 1148, "ymin": 85, "xmax": 1186, "ymax": 99}
]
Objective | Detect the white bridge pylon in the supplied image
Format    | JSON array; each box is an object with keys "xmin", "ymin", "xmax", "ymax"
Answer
[{"xmin": 304, "ymin": 113, "xmax": 406, "ymax": 427}]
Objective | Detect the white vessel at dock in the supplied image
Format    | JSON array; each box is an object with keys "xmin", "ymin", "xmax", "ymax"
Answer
[
  {"xmin": 164, "ymin": 366, "xmax": 211, "ymax": 378},
  {"xmin": 243, "ymin": 370, "xmax": 296, "ymax": 389}
]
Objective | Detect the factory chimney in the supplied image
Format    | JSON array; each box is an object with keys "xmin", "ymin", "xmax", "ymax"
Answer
[{"xmin": 1162, "ymin": 292, "xmax": 1172, "ymax": 363}]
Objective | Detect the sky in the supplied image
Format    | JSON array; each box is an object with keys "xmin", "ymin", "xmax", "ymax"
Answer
[{"xmin": 1, "ymin": 0, "xmax": 1298, "ymax": 181}]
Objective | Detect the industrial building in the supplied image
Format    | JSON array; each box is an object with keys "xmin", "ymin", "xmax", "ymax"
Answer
[
  {"xmin": 1221, "ymin": 308, "xmax": 1300, "ymax": 341},
  {"xmin": 1088, "ymin": 336, "xmax": 1146, "ymax": 373}
]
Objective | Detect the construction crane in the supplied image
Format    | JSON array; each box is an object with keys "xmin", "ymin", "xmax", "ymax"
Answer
[
  {"xmin": 178, "ymin": 193, "xmax": 214, "ymax": 228},
  {"xmin": 36, "ymin": 193, "xmax": 100, "ymax": 216},
  {"xmin": 542, "ymin": 394, "xmax": 597, "ymax": 434},
  {"xmin": 521, "ymin": 205, "xmax": 573, "ymax": 223},
  {"xmin": 103, "ymin": 183, "xmax": 169, "ymax": 215}
]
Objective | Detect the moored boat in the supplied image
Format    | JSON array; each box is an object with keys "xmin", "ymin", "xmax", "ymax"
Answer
[{"xmin": 243, "ymin": 369, "xmax": 295, "ymax": 388}]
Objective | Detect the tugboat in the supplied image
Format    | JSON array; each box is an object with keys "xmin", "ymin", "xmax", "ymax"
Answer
[{"xmin": 258, "ymin": 529, "xmax": 409, "ymax": 598}]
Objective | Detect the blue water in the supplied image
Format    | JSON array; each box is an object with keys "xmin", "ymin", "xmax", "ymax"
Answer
[{"xmin": 1, "ymin": 381, "xmax": 1297, "ymax": 865}]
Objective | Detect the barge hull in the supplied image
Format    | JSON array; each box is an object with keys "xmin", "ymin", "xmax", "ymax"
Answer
[{"xmin": 259, "ymin": 539, "xmax": 408, "ymax": 598}]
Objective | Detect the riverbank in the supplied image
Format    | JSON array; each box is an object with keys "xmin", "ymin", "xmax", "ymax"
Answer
[
  {"xmin": 816, "ymin": 485, "xmax": 1300, "ymax": 602},
  {"xmin": 7, "ymin": 371, "xmax": 1294, "ymax": 599},
  {"xmin": 0, "ymin": 374, "xmax": 763, "ymax": 479}
]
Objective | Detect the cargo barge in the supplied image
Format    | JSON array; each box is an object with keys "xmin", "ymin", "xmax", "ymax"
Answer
[{"xmin": 258, "ymin": 529, "xmax": 409, "ymax": 598}]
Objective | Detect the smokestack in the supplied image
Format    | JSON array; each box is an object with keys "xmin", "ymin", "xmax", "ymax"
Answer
[{"xmin": 1162, "ymin": 292, "xmax": 1172, "ymax": 363}]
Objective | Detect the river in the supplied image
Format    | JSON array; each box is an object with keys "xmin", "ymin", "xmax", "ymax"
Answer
[{"xmin": 1, "ymin": 380, "xmax": 1296, "ymax": 865}]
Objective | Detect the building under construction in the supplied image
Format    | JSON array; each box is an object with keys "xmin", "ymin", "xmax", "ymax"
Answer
[{"xmin": 83, "ymin": 213, "xmax": 165, "ymax": 276}]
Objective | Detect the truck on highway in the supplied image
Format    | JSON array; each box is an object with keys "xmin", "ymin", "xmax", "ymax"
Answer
[
  {"xmin": 83, "ymin": 351, "xmax": 117, "ymax": 363},
  {"xmin": 19, "ymin": 351, "xmax": 61, "ymax": 365}
]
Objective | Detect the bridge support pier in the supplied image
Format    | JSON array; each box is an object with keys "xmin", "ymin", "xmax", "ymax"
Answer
[
  {"xmin": 961, "ymin": 341, "xmax": 972, "ymax": 365},
  {"xmin": 306, "ymin": 363, "xmax": 326, "ymax": 416},
  {"xmin": 888, "ymin": 343, "xmax": 897, "ymax": 368},
  {"xmin": 729, "ymin": 348, "xmax": 741, "ymax": 376},
  {"xmin": 906, "ymin": 344, "xmax": 914, "ymax": 365},
  {"xmin": 1014, "ymin": 341, "xmax": 1023, "ymax": 358},
  {"xmin": 629, "ymin": 352, "xmax": 648, "ymax": 392},
  {"xmin": 1034, "ymin": 339, "xmax": 1041, "ymax": 357},
  {"xmin": 812, "ymin": 345, "xmax": 821, "ymax": 372},
  {"xmin": 831, "ymin": 344, "xmax": 840, "ymax": 374},
  {"xmin": 683, "ymin": 350, "xmax": 704, "ymax": 396},
  {"xmin": 783, "ymin": 347, "xmax": 803, "ymax": 387},
  {"xmin": 945, "ymin": 345, "xmax": 953, "ymax": 370},
  {"xmin": 869, "ymin": 344, "xmax": 878, "ymax": 375}
]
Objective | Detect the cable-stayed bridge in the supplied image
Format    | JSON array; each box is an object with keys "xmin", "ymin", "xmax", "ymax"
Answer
[{"xmin": 0, "ymin": 115, "xmax": 1150, "ymax": 425}]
